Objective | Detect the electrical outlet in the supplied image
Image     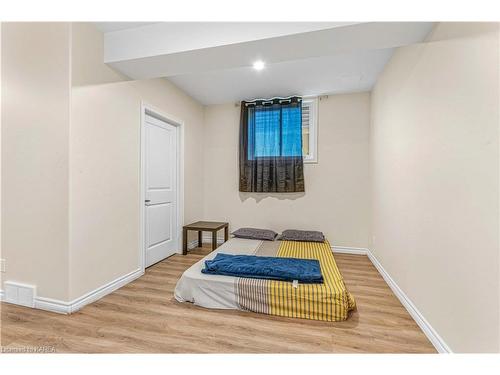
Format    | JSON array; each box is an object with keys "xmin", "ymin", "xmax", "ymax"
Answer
[{"xmin": 0, "ymin": 259, "xmax": 5, "ymax": 273}]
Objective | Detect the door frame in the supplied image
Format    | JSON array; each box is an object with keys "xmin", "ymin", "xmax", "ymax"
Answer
[{"xmin": 140, "ymin": 102, "xmax": 184, "ymax": 271}]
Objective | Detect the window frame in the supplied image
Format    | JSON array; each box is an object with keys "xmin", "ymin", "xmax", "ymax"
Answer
[{"xmin": 302, "ymin": 97, "xmax": 318, "ymax": 163}]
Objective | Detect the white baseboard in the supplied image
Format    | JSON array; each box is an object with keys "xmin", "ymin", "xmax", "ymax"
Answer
[
  {"xmin": 35, "ymin": 296, "xmax": 70, "ymax": 314},
  {"xmin": 187, "ymin": 234, "xmax": 226, "ymax": 250},
  {"xmin": 187, "ymin": 239, "xmax": 198, "ymax": 250},
  {"xmin": 332, "ymin": 245, "xmax": 452, "ymax": 353},
  {"xmin": 68, "ymin": 268, "xmax": 143, "ymax": 313},
  {"xmin": 366, "ymin": 252, "xmax": 452, "ymax": 353},
  {"xmin": 332, "ymin": 246, "xmax": 369, "ymax": 255},
  {"xmin": 0, "ymin": 289, "xmax": 4, "ymax": 302},
  {"xmin": 1, "ymin": 268, "xmax": 143, "ymax": 315},
  {"xmin": 193, "ymin": 239, "xmax": 371, "ymax": 255}
]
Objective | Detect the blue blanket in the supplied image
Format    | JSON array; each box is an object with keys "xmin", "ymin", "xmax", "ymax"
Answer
[{"xmin": 201, "ymin": 253, "xmax": 323, "ymax": 283}]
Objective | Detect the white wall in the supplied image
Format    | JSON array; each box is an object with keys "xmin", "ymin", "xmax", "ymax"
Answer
[
  {"xmin": 69, "ymin": 25, "xmax": 205, "ymax": 300},
  {"xmin": 203, "ymin": 93, "xmax": 371, "ymax": 248},
  {"xmin": 1, "ymin": 23, "xmax": 71, "ymax": 300},
  {"xmin": 371, "ymin": 22, "xmax": 500, "ymax": 352}
]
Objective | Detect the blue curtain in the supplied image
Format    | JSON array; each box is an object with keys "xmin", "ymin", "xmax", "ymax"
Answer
[{"xmin": 239, "ymin": 97, "xmax": 305, "ymax": 192}]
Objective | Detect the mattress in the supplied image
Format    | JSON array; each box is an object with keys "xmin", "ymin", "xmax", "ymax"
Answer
[{"xmin": 174, "ymin": 237, "xmax": 355, "ymax": 321}]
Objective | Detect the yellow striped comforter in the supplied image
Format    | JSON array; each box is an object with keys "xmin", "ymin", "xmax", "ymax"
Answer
[{"xmin": 235, "ymin": 240, "xmax": 356, "ymax": 322}]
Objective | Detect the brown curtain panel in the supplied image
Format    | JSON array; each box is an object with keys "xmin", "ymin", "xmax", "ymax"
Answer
[{"xmin": 239, "ymin": 96, "xmax": 305, "ymax": 193}]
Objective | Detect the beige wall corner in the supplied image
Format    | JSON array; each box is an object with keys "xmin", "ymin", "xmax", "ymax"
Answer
[
  {"xmin": 202, "ymin": 92, "xmax": 371, "ymax": 248},
  {"xmin": 1, "ymin": 22, "xmax": 72, "ymax": 301},
  {"xmin": 371, "ymin": 22, "xmax": 500, "ymax": 352}
]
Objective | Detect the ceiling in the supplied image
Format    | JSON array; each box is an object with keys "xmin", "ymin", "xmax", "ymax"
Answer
[
  {"xmin": 169, "ymin": 49, "xmax": 395, "ymax": 104},
  {"xmin": 95, "ymin": 22, "xmax": 435, "ymax": 105}
]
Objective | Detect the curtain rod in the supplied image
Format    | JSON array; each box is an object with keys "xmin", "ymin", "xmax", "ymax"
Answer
[
  {"xmin": 236, "ymin": 95, "xmax": 302, "ymax": 107},
  {"xmin": 234, "ymin": 94, "xmax": 327, "ymax": 107},
  {"xmin": 242, "ymin": 95, "xmax": 301, "ymax": 102}
]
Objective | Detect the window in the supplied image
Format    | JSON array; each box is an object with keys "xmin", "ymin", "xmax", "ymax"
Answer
[
  {"xmin": 252, "ymin": 106, "xmax": 302, "ymax": 158},
  {"xmin": 301, "ymin": 97, "xmax": 318, "ymax": 163},
  {"xmin": 248, "ymin": 97, "xmax": 318, "ymax": 161}
]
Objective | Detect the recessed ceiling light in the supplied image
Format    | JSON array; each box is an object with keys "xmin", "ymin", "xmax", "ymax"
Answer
[{"xmin": 253, "ymin": 60, "xmax": 265, "ymax": 71}]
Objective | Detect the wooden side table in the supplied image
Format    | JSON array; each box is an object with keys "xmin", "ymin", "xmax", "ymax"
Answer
[{"xmin": 183, "ymin": 221, "xmax": 229, "ymax": 255}]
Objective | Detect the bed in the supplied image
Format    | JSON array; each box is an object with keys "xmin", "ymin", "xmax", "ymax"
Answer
[{"xmin": 174, "ymin": 237, "xmax": 356, "ymax": 322}]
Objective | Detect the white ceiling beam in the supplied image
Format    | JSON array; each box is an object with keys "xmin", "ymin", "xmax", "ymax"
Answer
[
  {"xmin": 103, "ymin": 22, "xmax": 354, "ymax": 62},
  {"xmin": 104, "ymin": 22, "xmax": 434, "ymax": 80}
]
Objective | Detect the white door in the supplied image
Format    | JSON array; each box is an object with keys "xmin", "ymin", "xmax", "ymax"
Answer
[{"xmin": 144, "ymin": 114, "xmax": 178, "ymax": 267}]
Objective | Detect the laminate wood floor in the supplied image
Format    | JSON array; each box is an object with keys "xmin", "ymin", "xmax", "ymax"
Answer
[{"xmin": 0, "ymin": 246, "xmax": 436, "ymax": 353}]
